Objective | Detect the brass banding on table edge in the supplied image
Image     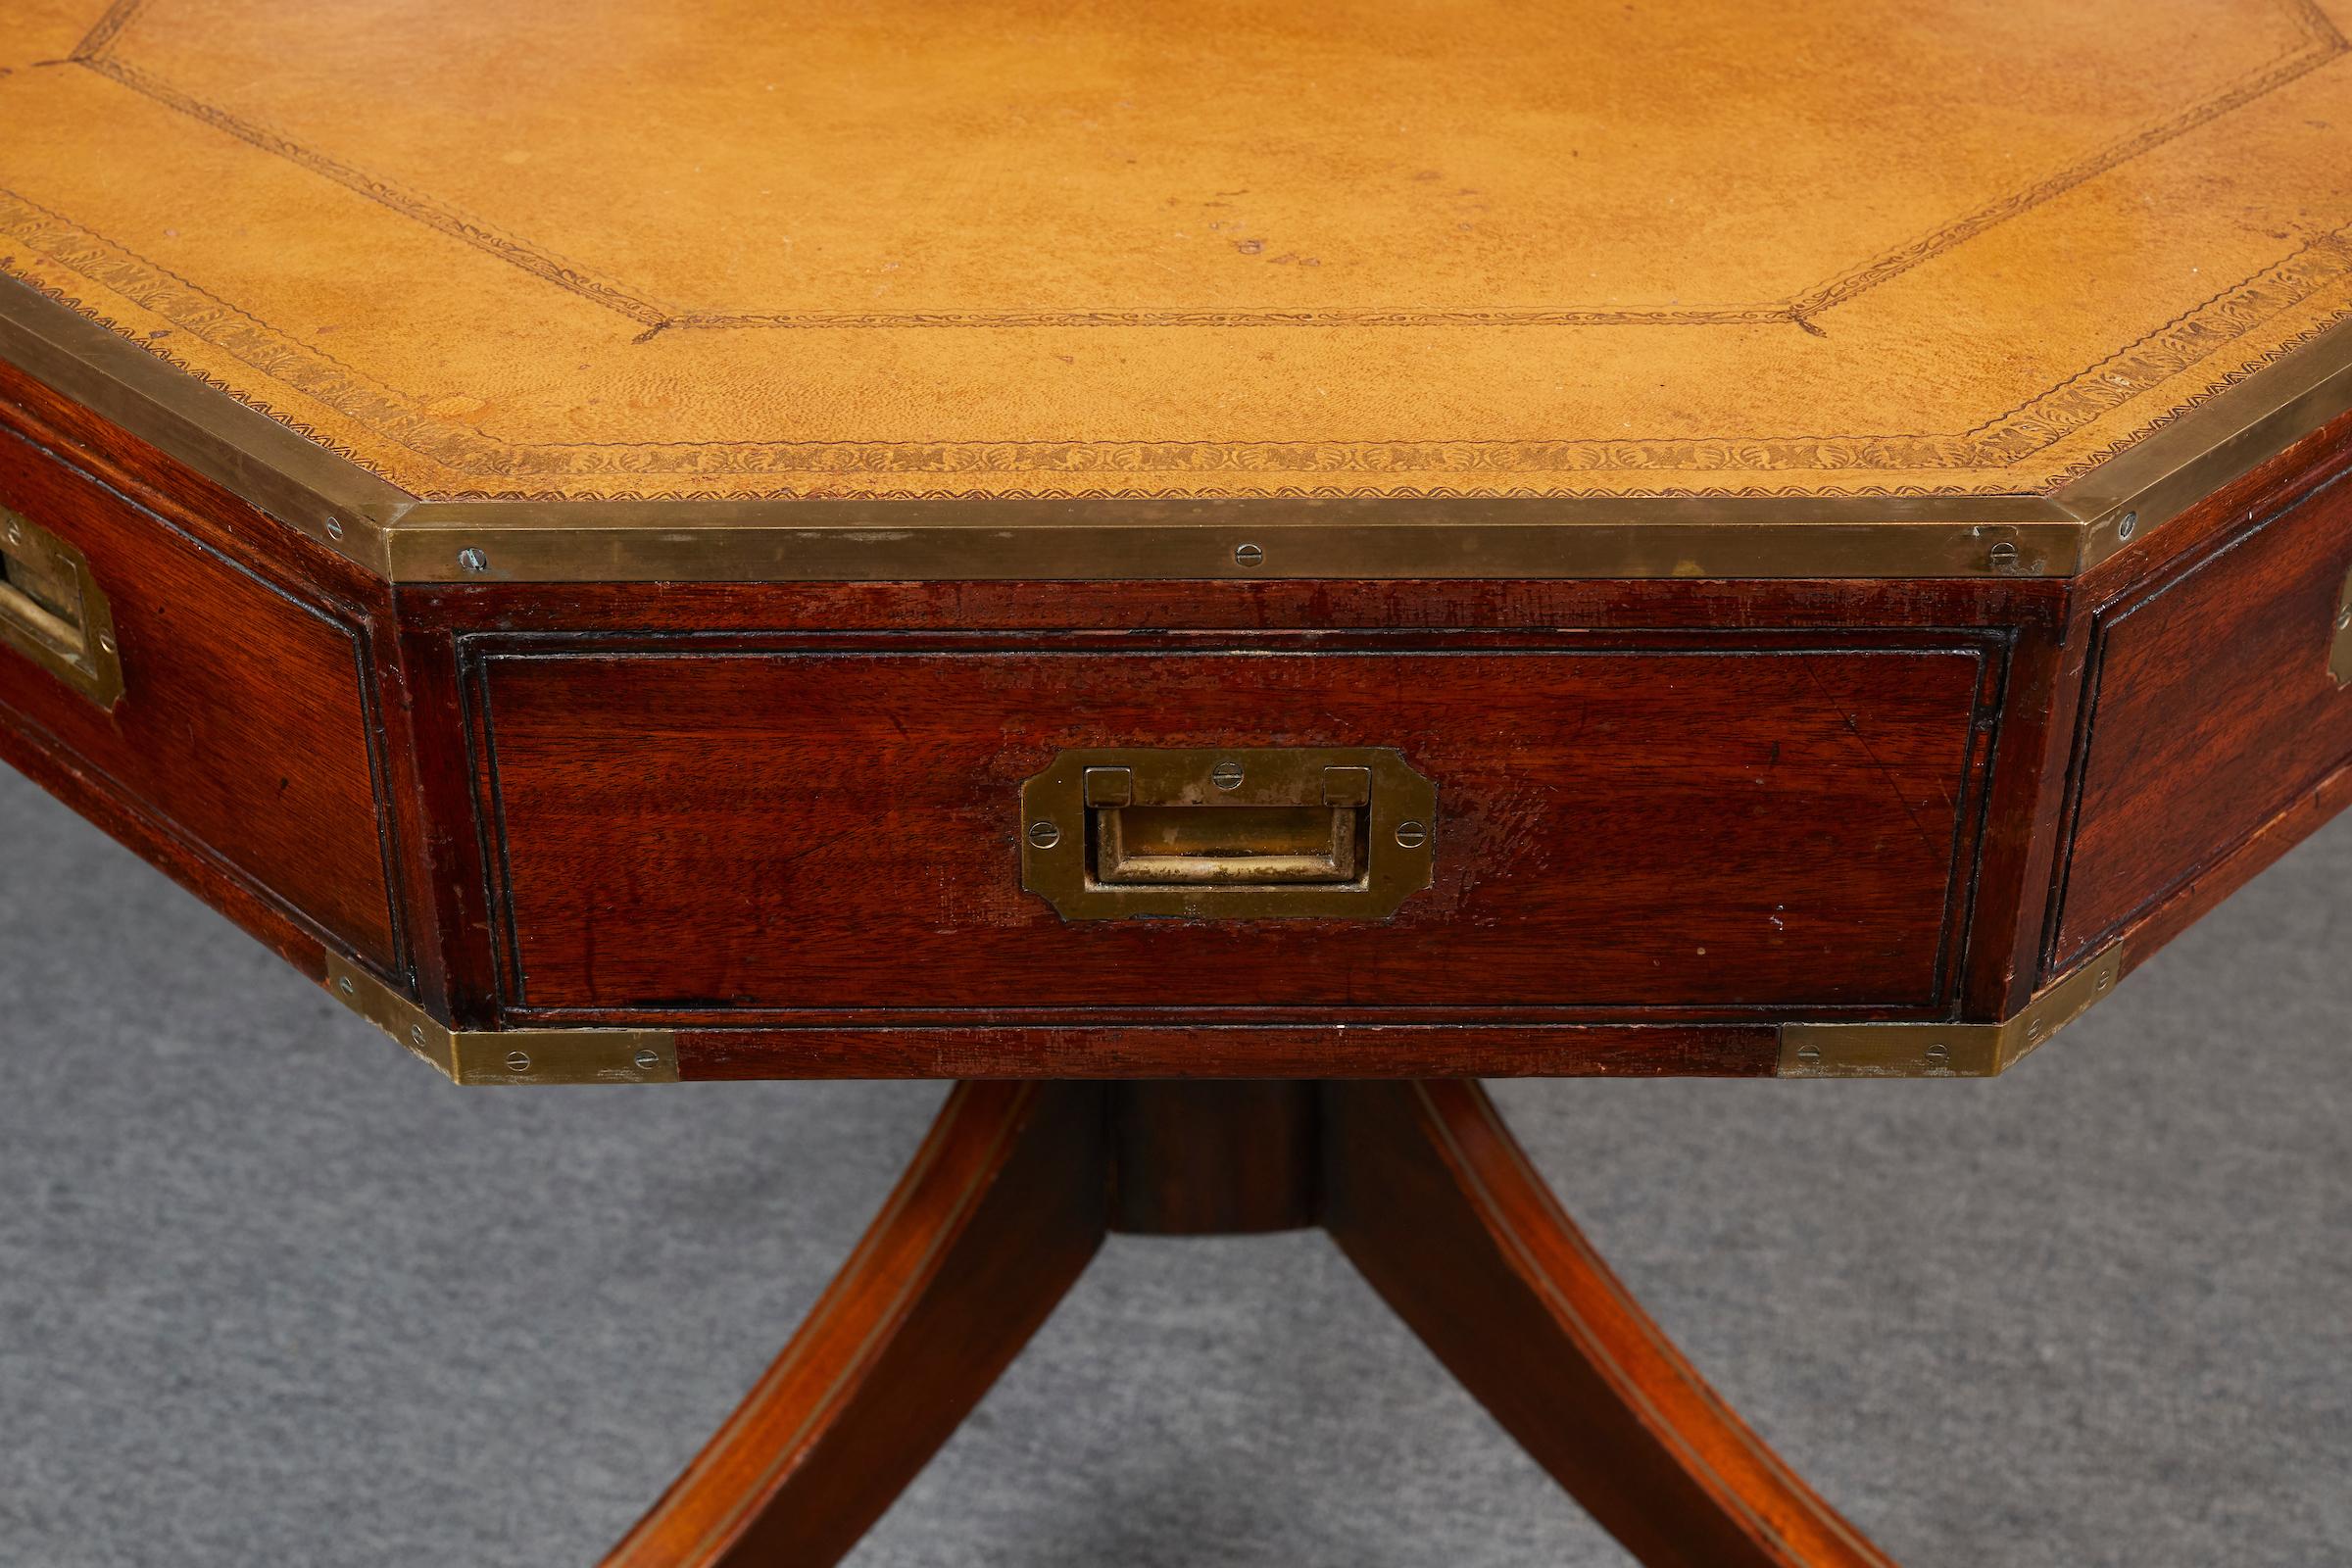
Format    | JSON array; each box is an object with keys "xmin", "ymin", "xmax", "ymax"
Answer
[
  {"xmin": 1777, "ymin": 943, "xmax": 2125, "ymax": 1078},
  {"xmin": 323, "ymin": 942, "xmax": 2125, "ymax": 1083},
  {"xmin": 4, "ymin": 276, "xmax": 2349, "ymax": 585},
  {"xmin": 325, "ymin": 955, "xmax": 677, "ymax": 1086}
]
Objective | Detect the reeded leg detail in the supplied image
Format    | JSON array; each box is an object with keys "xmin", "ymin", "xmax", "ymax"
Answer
[
  {"xmin": 1322, "ymin": 1079, "xmax": 1897, "ymax": 1568},
  {"xmin": 602, "ymin": 1081, "xmax": 1108, "ymax": 1568}
]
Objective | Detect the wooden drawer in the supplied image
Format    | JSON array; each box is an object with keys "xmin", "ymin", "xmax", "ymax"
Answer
[
  {"xmin": 468, "ymin": 634, "xmax": 2001, "ymax": 1018},
  {"xmin": 0, "ymin": 427, "xmax": 403, "ymax": 975},
  {"xmin": 2051, "ymin": 469, "xmax": 2352, "ymax": 967}
]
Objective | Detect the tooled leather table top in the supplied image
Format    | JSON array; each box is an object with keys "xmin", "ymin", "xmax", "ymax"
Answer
[{"xmin": 4, "ymin": 0, "xmax": 2352, "ymax": 506}]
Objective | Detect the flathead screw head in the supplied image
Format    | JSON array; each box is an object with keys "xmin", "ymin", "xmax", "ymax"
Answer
[
  {"xmin": 1027, "ymin": 820, "xmax": 1061, "ymax": 849},
  {"xmin": 1395, "ymin": 819, "xmax": 1428, "ymax": 849},
  {"xmin": 1232, "ymin": 542, "xmax": 1264, "ymax": 568},
  {"xmin": 409, "ymin": 1024, "xmax": 426, "ymax": 1047},
  {"xmin": 97, "ymin": 633, "xmax": 116, "ymax": 655},
  {"xmin": 2336, "ymin": 605, "xmax": 2351, "ymax": 631},
  {"xmin": 1210, "ymin": 760, "xmax": 1246, "ymax": 790},
  {"xmin": 457, "ymin": 546, "xmax": 491, "ymax": 573},
  {"xmin": 324, "ymin": 518, "xmax": 345, "ymax": 542},
  {"xmin": 633, "ymin": 1048, "xmax": 661, "ymax": 1071},
  {"xmin": 1794, "ymin": 1044, "xmax": 1822, "ymax": 1066},
  {"xmin": 1986, "ymin": 540, "xmax": 2021, "ymax": 571},
  {"xmin": 1924, "ymin": 1043, "xmax": 1950, "ymax": 1067},
  {"xmin": 504, "ymin": 1050, "xmax": 532, "ymax": 1073},
  {"xmin": 2116, "ymin": 511, "xmax": 2138, "ymax": 541},
  {"xmin": 337, "ymin": 976, "xmax": 355, "ymax": 997}
]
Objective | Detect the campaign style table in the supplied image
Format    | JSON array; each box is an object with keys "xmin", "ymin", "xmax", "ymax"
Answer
[{"xmin": 5, "ymin": 1, "xmax": 2352, "ymax": 1561}]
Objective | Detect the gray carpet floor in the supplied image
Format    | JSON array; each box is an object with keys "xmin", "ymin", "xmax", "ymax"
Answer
[{"xmin": 0, "ymin": 760, "xmax": 2346, "ymax": 1567}]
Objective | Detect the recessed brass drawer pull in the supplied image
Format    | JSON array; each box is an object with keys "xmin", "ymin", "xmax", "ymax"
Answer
[
  {"xmin": 1020, "ymin": 747, "xmax": 1437, "ymax": 920},
  {"xmin": 0, "ymin": 507, "xmax": 123, "ymax": 710},
  {"xmin": 2330, "ymin": 563, "xmax": 2352, "ymax": 687}
]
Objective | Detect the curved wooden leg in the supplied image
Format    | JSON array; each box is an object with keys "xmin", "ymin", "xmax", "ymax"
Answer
[
  {"xmin": 603, "ymin": 1081, "xmax": 1109, "ymax": 1568},
  {"xmin": 1322, "ymin": 1080, "xmax": 1898, "ymax": 1568}
]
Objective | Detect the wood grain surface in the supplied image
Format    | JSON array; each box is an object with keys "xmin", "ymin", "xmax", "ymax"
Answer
[
  {"xmin": 1325, "ymin": 1079, "xmax": 1899, "ymax": 1568},
  {"xmin": 0, "ymin": 421, "xmax": 404, "ymax": 977},
  {"xmin": 2053, "ymin": 468, "xmax": 2352, "ymax": 965},
  {"xmin": 469, "ymin": 638, "xmax": 1996, "ymax": 1017},
  {"xmin": 603, "ymin": 1080, "xmax": 1108, "ymax": 1568}
]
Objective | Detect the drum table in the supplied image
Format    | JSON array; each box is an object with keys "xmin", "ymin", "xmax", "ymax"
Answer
[{"xmin": 7, "ymin": 1, "xmax": 2352, "ymax": 1562}]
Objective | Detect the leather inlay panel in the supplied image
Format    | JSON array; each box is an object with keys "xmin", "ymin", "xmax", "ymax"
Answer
[{"xmin": 2, "ymin": 0, "xmax": 2348, "ymax": 501}]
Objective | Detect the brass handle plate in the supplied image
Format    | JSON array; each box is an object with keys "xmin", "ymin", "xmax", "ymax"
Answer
[
  {"xmin": 1020, "ymin": 747, "xmax": 1437, "ymax": 920},
  {"xmin": 0, "ymin": 506, "xmax": 122, "ymax": 710},
  {"xmin": 2331, "ymin": 563, "xmax": 2352, "ymax": 687}
]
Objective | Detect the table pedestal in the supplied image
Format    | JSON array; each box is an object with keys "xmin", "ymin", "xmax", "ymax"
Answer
[{"xmin": 602, "ymin": 1082, "xmax": 1896, "ymax": 1568}]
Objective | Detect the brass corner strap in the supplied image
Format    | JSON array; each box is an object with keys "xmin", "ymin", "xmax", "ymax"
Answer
[
  {"xmin": 1777, "ymin": 944, "xmax": 2126, "ymax": 1079},
  {"xmin": 324, "ymin": 955, "xmax": 677, "ymax": 1086}
]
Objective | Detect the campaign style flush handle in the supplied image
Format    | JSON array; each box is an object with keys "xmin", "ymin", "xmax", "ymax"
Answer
[
  {"xmin": 1018, "ymin": 747, "xmax": 1437, "ymax": 920},
  {"xmin": 0, "ymin": 506, "xmax": 122, "ymax": 710}
]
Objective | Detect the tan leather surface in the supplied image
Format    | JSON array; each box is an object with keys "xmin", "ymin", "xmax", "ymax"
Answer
[{"xmin": 4, "ymin": 0, "xmax": 2352, "ymax": 504}]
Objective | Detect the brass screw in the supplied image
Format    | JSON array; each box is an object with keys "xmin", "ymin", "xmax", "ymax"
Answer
[
  {"xmin": 1924, "ymin": 1043, "xmax": 1950, "ymax": 1067},
  {"xmin": 1233, "ymin": 542, "xmax": 1264, "ymax": 568},
  {"xmin": 1986, "ymin": 540, "xmax": 2021, "ymax": 571},
  {"xmin": 633, "ymin": 1048, "xmax": 661, "ymax": 1071},
  {"xmin": 337, "ymin": 976, "xmax": 355, "ymax": 997},
  {"xmin": 1027, "ymin": 820, "xmax": 1061, "ymax": 848},
  {"xmin": 505, "ymin": 1050, "xmax": 532, "ymax": 1073},
  {"xmin": 1395, "ymin": 820, "xmax": 1428, "ymax": 849},
  {"xmin": 324, "ymin": 518, "xmax": 345, "ymax": 542},
  {"xmin": 2336, "ymin": 605, "xmax": 2351, "ymax": 631},
  {"xmin": 97, "ymin": 633, "xmax": 116, "ymax": 655},
  {"xmin": 410, "ymin": 1025, "xmax": 426, "ymax": 1047},
  {"xmin": 458, "ymin": 547, "xmax": 491, "ymax": 573},
  {"xmin": 1795, "ymin": 1045, "xmax": 1823, "ymax": 1066},
  {"xmin": 2116, "ymin": 511, "xmax": 2138, "ymax": 541},
  {"xmin": 1210, "ymin": 760, "xmax": 1246, "ymax": 790}
]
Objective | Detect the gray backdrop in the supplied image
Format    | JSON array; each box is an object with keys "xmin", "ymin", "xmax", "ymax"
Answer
[{"xmin": 1, "ymin": 762, "xmax": 2345, "ymax": 1567}]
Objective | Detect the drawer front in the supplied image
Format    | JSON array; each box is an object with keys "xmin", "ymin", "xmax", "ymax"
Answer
[
  {"xmin": 472, "ymin": 638, "xmax": 1996, "ymax": 1016},
  {"xmin": 0, "ymin": 428, "xmax": 402, "ymax": 973},
  {"xmin": 2053, "ymin": 471, "xmax": 2352, "ymax": 966}
]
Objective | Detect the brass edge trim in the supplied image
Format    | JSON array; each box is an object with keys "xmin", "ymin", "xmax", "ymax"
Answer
[
  {"xmin": 2058, "ymin": 318, "xmax": 2352, "ymax": 569},
  {"xmin": 1777, "ymin": 943, "xmax": 2125, "ymax": 1078},
  {"xmin": 324, "ymin": 954, "xmax": 678, "ymax": 1086},
  {"xmin": 0, "ymin": 274, "xmax": 405, "ymax": 574},
  {"xmin": 3, "ymin": 268, "xmax": 2346, "ymax": 585},
  {"xmin": 388, "ymin": 512, "xmax": 2083, "ymax": 585}
]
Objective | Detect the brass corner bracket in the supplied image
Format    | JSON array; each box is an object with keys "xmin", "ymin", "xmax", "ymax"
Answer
[
  {"xmin": 324, "ymin": 955, "xmax": 678, "ymax": 1086},
  {"xmin": 1777, "ymin": 944, "xmax": 2125, "ymax": 1079}
]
